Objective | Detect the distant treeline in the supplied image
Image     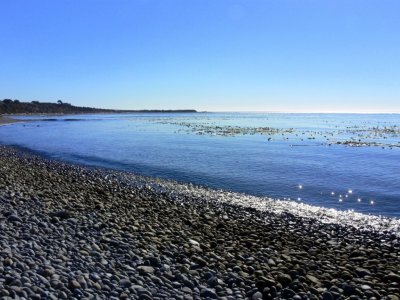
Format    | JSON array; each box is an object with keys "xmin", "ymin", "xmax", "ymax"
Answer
[{"xmin": 0, "ymin": 99, "xmax": 197, "ymax": 114}]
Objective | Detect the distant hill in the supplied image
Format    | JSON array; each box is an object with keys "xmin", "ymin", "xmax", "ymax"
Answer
[{"xmin": 0, "ymin": 99, "xmax": 197, "ymax": 114}]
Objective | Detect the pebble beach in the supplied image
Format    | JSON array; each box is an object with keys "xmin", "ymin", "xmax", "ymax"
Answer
[{"xmin": 0, "ymin": 145, "xmax": 399, "ymax": 300}]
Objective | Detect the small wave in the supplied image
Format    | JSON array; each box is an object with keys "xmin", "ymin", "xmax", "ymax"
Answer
[
  {"xmin": 121, "ymin": 175, "xmax": 400, "ymax": 235},
  {"xmin": 27, "ymin": 118, "xmax": 101, "ymax": 122}
]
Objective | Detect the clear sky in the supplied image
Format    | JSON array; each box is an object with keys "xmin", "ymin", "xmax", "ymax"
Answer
[{"xmin": 1, "ymin": 0, "xmax": 399, "ymax": 112}]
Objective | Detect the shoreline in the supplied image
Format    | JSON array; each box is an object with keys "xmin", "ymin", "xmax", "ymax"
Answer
[
  {"xmin": 0, "ymin": 111, "xmax": 198, "ymax": 117},
  {"xmin": 0, "ymin": 116, "xmax": 25, "ymax": 126},
  {"xmin": 4, "ymin": 142, "xmax": 400, "ymax": 227},
  {"xmin": 0, "ymin": 145, "xmax": 399, "ymax": 299}
]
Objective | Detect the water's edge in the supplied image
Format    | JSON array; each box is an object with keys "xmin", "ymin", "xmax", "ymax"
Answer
[
  {"xmin": 1, "ymin": 112, "xmax": 399, "ymax": 218},
  {"xmin": 3, "ymin": 143, "xmax": 399, "ymax": 235}
]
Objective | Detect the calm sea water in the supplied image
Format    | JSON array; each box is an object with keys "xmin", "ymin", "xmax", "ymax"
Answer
[{"xmin": 1, "ymin": 113, "xmax": 399, "ymax": 218}]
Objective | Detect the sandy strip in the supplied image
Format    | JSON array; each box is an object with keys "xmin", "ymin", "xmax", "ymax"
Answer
[{"xmin": 0, "ymin": 116, "xmax": 24, "ymax": 126}]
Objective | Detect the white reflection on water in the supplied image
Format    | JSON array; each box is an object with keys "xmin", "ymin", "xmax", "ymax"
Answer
[{"xmin": 116, "ymin": 171, "xmax": 400, "ymax": 236}]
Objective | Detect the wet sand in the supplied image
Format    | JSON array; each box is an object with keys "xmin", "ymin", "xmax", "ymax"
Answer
[
  {"xmin": 0, "ymin": 145, "xmax": 399, "ymax": 299},
  {"xmin": 0, "ymin": 116, "xmax": 22, "ymax": 126}
]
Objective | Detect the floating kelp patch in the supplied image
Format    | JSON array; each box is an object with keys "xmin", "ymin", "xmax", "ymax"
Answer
[
  {"xmin": 155, "ymin": 121, "xmax": 295, "ymax": 137},
  {"xmin": 341, "ymin": 125, "xmax": 400, "ymax": 139},
  {"xmin": 329, "ymin": 140, "xmax": 400, "ymax": 148}
]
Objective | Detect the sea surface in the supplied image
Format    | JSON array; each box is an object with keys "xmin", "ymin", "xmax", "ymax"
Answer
[{"xmin": 1, "ymin": 113, "xmax": 399, "ymax": 218}]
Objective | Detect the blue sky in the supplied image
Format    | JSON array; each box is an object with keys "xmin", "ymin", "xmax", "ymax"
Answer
[{"xmin": 1, "ymin": 0, "xmax": 399, "ymax": 112}]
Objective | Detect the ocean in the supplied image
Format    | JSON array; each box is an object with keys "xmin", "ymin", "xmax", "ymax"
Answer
[{"xmin": 1, "ymin": 112, "xmax": 399, "ymax": 218}]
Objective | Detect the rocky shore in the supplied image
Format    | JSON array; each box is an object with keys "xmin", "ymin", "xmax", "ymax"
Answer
[{"xmin": 0, "ymin": 145, "xmax": 399, "ymax": 300}]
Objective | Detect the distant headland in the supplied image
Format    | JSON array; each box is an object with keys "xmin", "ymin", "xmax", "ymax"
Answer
[{"xmin": 0, "ymin": 99, "xmax": 197, "ymax": 114}]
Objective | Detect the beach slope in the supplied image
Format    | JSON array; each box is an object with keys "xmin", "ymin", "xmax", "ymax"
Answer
[
  {"xmin": 0, "ymin": 146, "xmax": 399, "ymax": 299},
  {"xmin": 0, "ymin": 116, "xmax": 22, "ymax": 126}
]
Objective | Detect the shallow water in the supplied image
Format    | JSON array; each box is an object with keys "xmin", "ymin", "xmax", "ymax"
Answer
[{"xmin": 1, "ymin": 112, "xmax": 399, "ymax": 217}]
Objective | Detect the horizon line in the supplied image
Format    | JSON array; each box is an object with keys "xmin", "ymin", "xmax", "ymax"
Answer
[{"xmin": 204, "ymin": 110, "xmax": 400, "ymax": 114}]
